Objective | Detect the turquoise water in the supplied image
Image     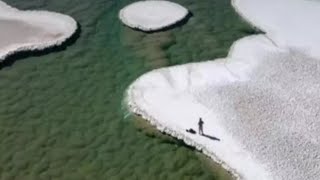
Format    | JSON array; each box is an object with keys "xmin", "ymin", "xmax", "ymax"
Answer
[{"xmin": 0, "ymin": 0, "xmax": 252, "ymax": 179}]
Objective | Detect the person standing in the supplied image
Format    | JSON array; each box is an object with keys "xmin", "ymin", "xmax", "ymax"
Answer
[{"xmin": 198, "ymin": 118, "xmax": 204, "ymax": 135}]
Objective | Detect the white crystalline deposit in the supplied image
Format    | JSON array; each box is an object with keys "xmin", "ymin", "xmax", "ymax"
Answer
[
  {"xmin": 232, "ymin": 0, "xmax": 320, "ymax": 58},
  {"xmin": 119, "ymin": 0, "xmax": 188, "ymax": 31},
  {"xmin": 0, "ymin": 1, "xmax": 77, "ymax": 61},
  {"xmin": 127, "ymin": 0, "xmax": 320, "ymax": 179}
]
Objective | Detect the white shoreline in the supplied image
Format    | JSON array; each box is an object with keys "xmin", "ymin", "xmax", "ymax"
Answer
[
  {"xmin": 126, "ymin": 0, "xmax": 320, "ymax": 179},
  {"xmin": 126, "ymin": 34, "xmax": 276, "ymax": 180},
  {"xmin": 0, "ymin": 1, "xmax": 77, "ymax": 61},
  {"xmin": 126, "ymin": 86, "xmax": 242, "ymax": 180}
]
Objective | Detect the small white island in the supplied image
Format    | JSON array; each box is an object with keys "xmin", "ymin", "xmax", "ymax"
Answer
[
  {"xmin": 0, "ymin": 1, "xmax": 77, "ymax": 61},
  {"xmin": 119, "ymin": 0, "xmax": 188, "ymax": 32}
]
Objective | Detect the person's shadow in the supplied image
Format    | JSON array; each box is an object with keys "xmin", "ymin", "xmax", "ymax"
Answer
[{"xmin": 202, "ymin": 133, "xmax": 220, "ymax": 141}]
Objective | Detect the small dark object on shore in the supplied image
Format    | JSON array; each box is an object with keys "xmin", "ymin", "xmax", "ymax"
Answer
[
  {"xmin": 198, "ymin": 118, "xmax": 204, "ymax": 135},
  {"xmin": 186, "ymin": 128, "xmax": 196, "ymax": 134}
]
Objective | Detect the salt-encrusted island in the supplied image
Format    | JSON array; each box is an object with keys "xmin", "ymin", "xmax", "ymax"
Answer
[
  {"xmin": 126, "ymin": 0, "xmax": 320, "ymax": 179},
  {"xmin": 119, "ymin": 0, "xmax": 188, "ymax": 32},
  {"xmin": 0, "ymin": 0, "xmax": 77, "ymax": 61}
]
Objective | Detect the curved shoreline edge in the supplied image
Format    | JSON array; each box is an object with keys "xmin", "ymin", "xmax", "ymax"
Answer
[
  {"xmin": 0, "ymin": 1, "xmax": 77, "ymax": 61},
  {"xmin": 125, "ymin": 37, "xmax": 271, "ymax": 180},
  {"xmin": 126, "ymin": 0, "xmax": 320, "ymax": 179},
  {"xmin": 125, "ymin": 0, "xmax": 269, "ymax": 179},
  {"xmin": 125, "ymin": 0, "xmax": 272, "ymax": 178},
  {"xmin": 126, "ymin": 90, "xmax": 241, "ymax": 179}
]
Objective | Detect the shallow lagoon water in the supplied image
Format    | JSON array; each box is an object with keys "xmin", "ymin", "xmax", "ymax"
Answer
[{"xmin": 0, "ymin": 0, "xmax": 252, "ymax": 179}]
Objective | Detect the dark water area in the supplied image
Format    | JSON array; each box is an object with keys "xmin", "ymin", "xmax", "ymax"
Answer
[{"xmin": 0, "ymin": 0, "xmax": 252, "ymax": 179}]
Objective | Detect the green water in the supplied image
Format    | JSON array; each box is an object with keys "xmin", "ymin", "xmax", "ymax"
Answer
[{"xmin": 0, "ymin": 0, "xmax": 252, "ymax": 179}]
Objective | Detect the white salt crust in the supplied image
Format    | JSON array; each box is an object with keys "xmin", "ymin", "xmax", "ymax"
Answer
[
  {"xmin": 126, "ymin": 0, "xmax": 320, "ymax": 179},
  {"xmin": 0, "ymin": 1, "xmax": 77, "ymax": 61},
  {"xmin": 119, "ymin": 0, "xmax": 188, "ymax": 31}
]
